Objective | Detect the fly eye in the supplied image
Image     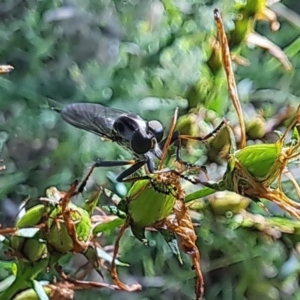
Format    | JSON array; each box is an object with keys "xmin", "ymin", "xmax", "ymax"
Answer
[
  {"xmin": 147, "ymin": 120, "xmax": 164, "ymax": 142},
  {"xmin": 131, "ymin": 130, "xmax": 152, "ymax": 154}
]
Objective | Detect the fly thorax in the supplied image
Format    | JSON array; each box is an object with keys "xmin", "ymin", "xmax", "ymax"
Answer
[{"xmin": 113, "ymin": 116, "xmax": 140, "ymax": 141}]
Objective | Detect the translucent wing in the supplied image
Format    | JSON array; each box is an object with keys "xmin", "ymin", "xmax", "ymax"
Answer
[{"xmin": 61, "ymin": 103, "xmax": 128, "ymax": 139}]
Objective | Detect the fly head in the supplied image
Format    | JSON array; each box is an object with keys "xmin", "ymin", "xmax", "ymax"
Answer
[
  {"xmin": 113, "ymin": 115, "xmax": 164, "ymax": 155},
  {"xmin": 147, "ymin": 120, "xmax": 164, "ymax": 143}
]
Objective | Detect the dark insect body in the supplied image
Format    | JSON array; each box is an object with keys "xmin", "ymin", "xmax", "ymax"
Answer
[
  {"xmin": 62, "ymin": 103, "xmax": 166, "ymax": 181},
  {"xmin": 62, "ymin": 103, "xmax": 223, "ymax": 184}
]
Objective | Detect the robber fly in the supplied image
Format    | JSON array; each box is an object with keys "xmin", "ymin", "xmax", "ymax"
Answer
[
  {"xmin": 61, "ymin": 103, "xmax": 169, "ymax": 182},
  {"xmin": 61, "ymin": 103, "xmax": 224, "ymax": 186}
]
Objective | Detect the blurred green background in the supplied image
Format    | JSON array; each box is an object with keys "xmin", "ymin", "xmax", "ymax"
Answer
[{"xmin": 1, "ymin": 0, "xmax": 300, "ymax": 299}]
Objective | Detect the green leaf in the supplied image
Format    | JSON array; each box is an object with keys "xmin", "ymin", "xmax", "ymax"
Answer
[
  {"xmin": 0, "ymin": 275, "xmax": 15, "ymax": 292},
  {"xmin": 185, "ymin": 187, "xmax": 216, "ymax": 202},
  {"xmin": 15, "ymin": 228, "xmax": 40, "ymax": 238},
  {"xmin": 158, "ymin": 229, "xmax": 183, "ymax": 264},
  {"xmin": 0, "ymin": 261, "xmax": 16, "ymax": 271},
  {"xmin": 95, "ymin": 247, "xmax": 129, "ymax": 267},
  {"xmin": 93, "ymin": 218, "xmax": 125, "ymax": 235},
  {"xmin": 32, "ymin": 280, "xmax": 48, "ymax": 300}
]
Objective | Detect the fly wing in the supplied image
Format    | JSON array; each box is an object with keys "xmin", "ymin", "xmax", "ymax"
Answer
[{"xmin": 61, "ymin": 103, "xmax": 127, "ymax": 140}]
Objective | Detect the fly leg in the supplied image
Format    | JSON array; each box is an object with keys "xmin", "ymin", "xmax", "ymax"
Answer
[
  {"xmin": 175, "ymin": 120, "xmax": 225, "ymax": 176},
  {"xmin": 78, "ymin": 160, "xmax": 146, "ymax": 192}
]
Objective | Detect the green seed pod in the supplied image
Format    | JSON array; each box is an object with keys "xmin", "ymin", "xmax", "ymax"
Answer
[
  {"xmin": 175, "ymin": 112, "xmax": 195, "ymax": 137},
  {"xmin": 23, "ymin": 239, "xmax": 48, "ymax": 262},
  {"xmin": 10, "ymin": 205, "xmax": 48, "ymax": 262},
  {"xmin": 16, "ymin": 205, "xmax": 47, "ymax": 228},
  {"xmin": 187, "ymin": 109, "xmax": 300, "ymax": 220},
  {"xmin": 234, "ymin": 143, "xmax": 281, "ymax": 185},
  {"xmin": 208, "ymin": 124, "xmax": 230, "ymax": 162},
  {"xmin": 127, "ymin": 178, "xmax": 176, "ymax": 228},
  {"xmin": 10, "ymin": 237, "xmax": 48, "ymax": 262},
  {"xmin": 246, "ymin": 116, "xmax": 266, "ymax": 140},
  {"xmin": 208, "ymin": 192, "xmax": 250, "ymax": 215},
  {"xmin": 46, "ymin": 203, "xmax": 92, "ymax": 253}
]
